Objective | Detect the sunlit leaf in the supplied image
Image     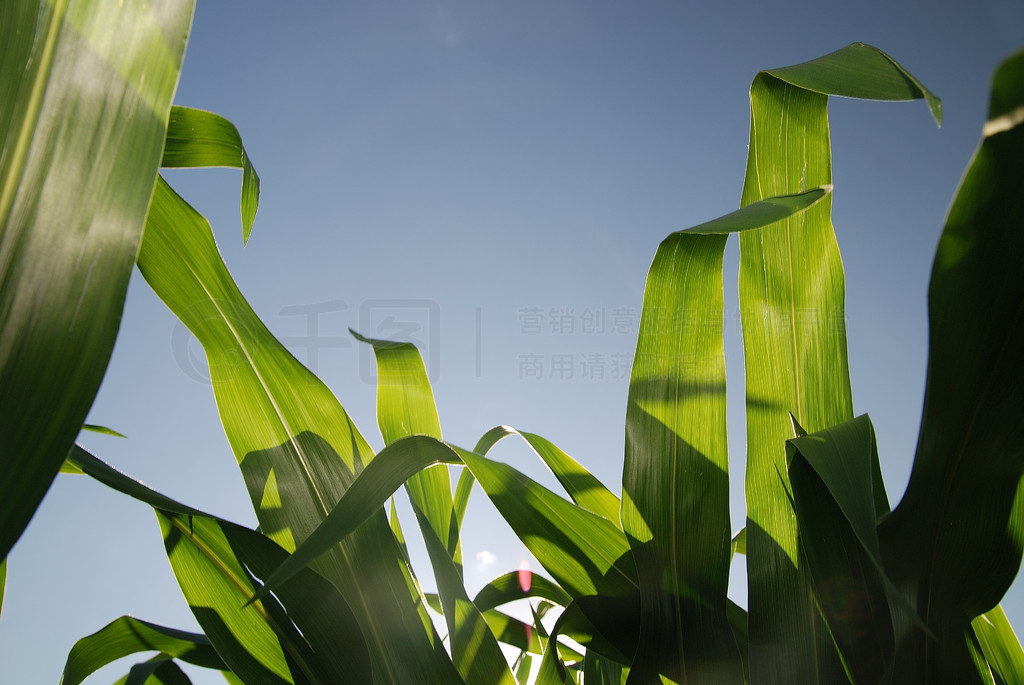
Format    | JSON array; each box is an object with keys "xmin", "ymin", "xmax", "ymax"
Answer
[
  {"xmin": 61, "ymin": 616, "xmax": 224, "ymax": 685},
  {"xmin": 974, "ymin": 605, "xmax": 1024, "ymax": 685},
  {"xmin": 162, "ymin": 106, "xmax": 260, "ymax": 242},
  {"xmin": 736, "ymin": 43, "xmax": 938, "ymax": 681},
  {"xmin": 0, "ymin": 0, "xmax": 193, "ymax": 563}
]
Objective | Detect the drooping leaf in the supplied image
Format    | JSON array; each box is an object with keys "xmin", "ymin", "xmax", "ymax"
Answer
[
  {"xmin": 137, "ymin": 177, "xmax": 459, "ymax": 683},
  {"xmin": 81, "ymin": 424, "xmax": 128, "ymax": 438},
  {"xmin": 736, "ymin": 43, "xmax": 938, "ymax": 681},
  {"xmin": 473, "ymin": 571, "xmax": 572, "ymax": 613},
  {"xmin": 162, "ymin": 106, "xmax": 260, "ymax": 242},
  {"xmin": 61, "ymin": 616, "xmax": 225, "ymax": 685},
  {"xmin": 0, "ymin": 0, "xmax": 194, "ymax": 563},
  {"xmin": 879, "ymin": 48, "xmax": 1024, "ymax": 681},
  {"xmin": 65, "ymin": 445, "xmax": 372, "ymax": 685},
  {"xmin": 477, "ymin": 426, "xmax": 620, "ymax": 525},
  {"xmin": 118, "ymin": 657, "xmax": 193, "ymax": 685}
]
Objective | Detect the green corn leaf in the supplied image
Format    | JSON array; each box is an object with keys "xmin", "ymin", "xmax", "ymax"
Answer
[
  {"xmin": 61, "ymin": 616, "xmax": 225, "ymax": 685},
  {"xmin": 878, "ymin": 47, "xmax": 1024, "ymax": 681},
  {"xmin": 81, "ymin": 424, "xmax": 128, "ymax": 439},
  {"xmin": 137, "ymin": 177, "xmax": 458, "ymax": 683},
  {"xmin": 478, "ymin": 426, "xmax": 621, "ymax": 524},
  {"xmin": 736, "ymin": 43, "xmax": 939, "ymax": 681},
  {"xmin": 352, "ymin": 330, "xmax": 454, "ymax": 564},
  {"xmin": 619, "ymin": 186, "xmax": 831, "ymax": 682},
  {"xmin": 66, "ymin": 446, "xmax": 372, "ymax": 685},
  {"xmin": 117, "ymin": 657, "xmax": 192, "ymax": 685},
  {"xmin": 473, "ymin": 571, "xmax": 573, "ymax": 613},
  {"xmin": 452, "ymin": 466, "xmax": 475, "ymax": 561},
  {"xmin": 0, "ymin": 557, "xmax": 5, "ymax": 621},
  {"xmin": 786, "ymin": 414, "xmax": 897, "ymax": 683},
  {"xmin": 162, "ymin": 106, "xmax": 260, "ymax": 242},
  {"xmin": 413, "ymin": 504, "xmax": 516, "ymax": 685},
  {"xmin": 973, "ymin": 605, "xmax": 1024, "ymax": 685},
  {"xmin": 0, "ymin": 0, "xmax": 194, "ymax": 563},
  {"xmin": 155, "ymin": 511, "xmax": 295, "ymax": 684}
]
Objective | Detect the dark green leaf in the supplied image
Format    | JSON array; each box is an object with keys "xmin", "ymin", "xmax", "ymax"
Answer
[{"xmin": 879, "ymin": 48, "xmax": 1024, "ymax": 681}]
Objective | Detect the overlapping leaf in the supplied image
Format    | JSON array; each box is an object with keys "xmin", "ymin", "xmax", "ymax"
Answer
[
  {"xmin": 736, "ymin": 43, "xmax": 939, "ymax": 681},
  {"xmin": 620, "ymin": 187, "xmax": 829, "ymax": 682},
  {"xmin": 0, "ymin": 0, "xmax": 194, "ymax": 562},
  {"xmin": 137, "ymin": 177, "xmax": 459, "ymax": 683}
]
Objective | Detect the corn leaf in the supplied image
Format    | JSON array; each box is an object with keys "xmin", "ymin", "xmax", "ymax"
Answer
[
  {"xmin": 478, "ymin": 426, "xmax": 620, "ymax": 525},
  {"xmin": 878, "ymin": 47, "xmax": 1024, "ymax": 681},
  {"xmin": 352, "ymin": 331, "xmax": 455, "ymax": 562},
  {"xmin": 137, "ymin": 177, "xmax": 459, "ymax": 683},
  {"xmin": 473, "ymin": 571, "xmax": 573, "ymax": 613},
  {"xmin": 0, "ymin": 0, "xmax": 193, "ymax": 562},
  {"xmin": 162, "ymin": 106, "xmax": 260, "ymax": 242},
  {"xmin": 62, "ymin": 616, "xmax": 225, "ymax": 685},
  {"xmin": 0, "ymin": 556, "xmax": 5, "ymax": 621},
  {"xmin": 737, "ymin": 43, "xmax": 939, "ymax": 681},
  {"xmin": 118, "ymin": 657, "xmax": 192, "ymax": 685},
  {"xmin": 414, "ymin": 504, "xmax": 516, "ymax": 685},
  {"xmin": 619, "ymin": 187, "xmax": 830, "ymax": 682},
  {"xmin": 786, "ymin": 414, "xmax": 896, "ymax": 683},
  {"xmin": 973, "ymin": 605, "xmax": 1024, "ymax": 685}
]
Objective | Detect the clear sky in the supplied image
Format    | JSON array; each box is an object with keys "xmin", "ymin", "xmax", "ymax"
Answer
[{"xmin": 2, "ymin": 1, "xmax": 1022, "ymax": 682}]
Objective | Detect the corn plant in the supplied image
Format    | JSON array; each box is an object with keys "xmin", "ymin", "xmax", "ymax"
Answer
[{"xmin": 3, "ymin": 1, "xmax": 1024, "ymax": 682}]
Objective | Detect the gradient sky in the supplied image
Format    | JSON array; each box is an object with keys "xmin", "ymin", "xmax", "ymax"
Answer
[{"xmin": 2, "ymin": 1, "xmax": 1023, "ymax": 682}]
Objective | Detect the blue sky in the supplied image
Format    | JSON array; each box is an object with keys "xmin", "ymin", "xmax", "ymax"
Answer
[{"xmin": 2, "ymin": 1, "xmax": 1023, "ymax": 682}]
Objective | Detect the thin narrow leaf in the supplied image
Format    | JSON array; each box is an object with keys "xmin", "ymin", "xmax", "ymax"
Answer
[
  {"xmin": 973, "ymin": 605, "xmax": 1024, "ymax": 685},
  {"xmin": 879, "ymin": 47, "xmax": 1024, "ymax": 681},
  {"xmin": 352, "ymin": 331, "xmax": 454, "ymax": 564},
  {"xmin": 138, "ymin": 177, "xmax": 458, "ymax": 683},
  {"xmin": 737, "ymin": 43, "xmax": 938, "ymax": 681},
  {"xmin": 61, "ymin": 616, "xmax": 225, "ymax": 685},
  {"xmin": 414, "ymin": 504, "xmax": 516, "ymax": 685},
  {"xmin": 0, "ymin": 557, "xmax": 5, "ymax": 621},
  {"xmin": 0, "ymin": 0, "xmax": 194, "ymax": 562},
  {"xmin": 162, "ymin": 106, "xmax": 260, "ymax": 242},
  {"xmin": 81, "ymin": 424, "xmax": 127, "ymax": 438}
]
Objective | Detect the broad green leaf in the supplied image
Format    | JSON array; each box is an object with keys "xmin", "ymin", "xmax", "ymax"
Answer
[
  {"xmin": 414, "ymin": 504, "xmax": 516, "ymax": 685},
  {"xmin": 973, "ymin": 605, "xmax": 1024, "ymax": 685},
  {"xmin": 737, "ymin": 43, "xmax": 938, "ymax": 681},
  {"xmin": 878, "ymin": 48, "xmax": 1024, "ymax": 681},
  {"xmin": 61, "ymin": 616, "xmax": 225, "ymax": 685},
  {"xmin": 452, "ymin": 466, "xmax": 475, "ymax": 561},
  {"xmin": 0, "ymin": 0, "xmax": 193, "ymax": 562},
  {"xmin": 618, "ymin": 187, "xmax": 830, "ymax": 682},
  {"xmin": 162, "ymin": 106, "xmax": 260, "ymax": 242},
  {"xmin": 353, "ymin": 331, "xmax": 454, "ymax": 564},
  {"xmin": 786, "ymin": 415, "xmax": 896, "ymax": 683},
  {"xmin": 155, "ymin": 511, "xmax": 293, "ymax": 684},
  {"xmin": 137, "ymin": 177, "xmax": 459, "ymax": 683}
]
